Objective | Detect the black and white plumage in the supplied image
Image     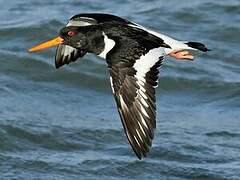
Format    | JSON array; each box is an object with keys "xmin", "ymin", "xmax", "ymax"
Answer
[{"xmin": 29, "ymin": 13, "xmax": 209, "ymax": 159}]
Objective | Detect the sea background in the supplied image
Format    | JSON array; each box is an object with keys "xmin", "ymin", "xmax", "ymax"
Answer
[{"xmin": 0, "ymin": 0, "xmax": 240, "ymax": 179}]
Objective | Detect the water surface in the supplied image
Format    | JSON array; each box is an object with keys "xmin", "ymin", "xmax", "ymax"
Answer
[{"xmin": 0, "ymin": 0, "xmax": 240, "ymax": 179}]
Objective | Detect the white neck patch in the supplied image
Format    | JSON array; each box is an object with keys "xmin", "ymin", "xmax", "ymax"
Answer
[{"xmin": 98, "ymin": 33, "xmax": 115, "ymax": 59}]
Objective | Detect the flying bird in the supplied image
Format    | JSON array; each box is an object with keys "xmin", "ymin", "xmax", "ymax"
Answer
[{"xmin": 29, "ymin": 13, "xmax": 209, "ymax": 159}]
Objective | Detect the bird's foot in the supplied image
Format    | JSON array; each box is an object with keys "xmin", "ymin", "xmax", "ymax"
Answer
[{"xmin": 169, "ymin": 50, "xmax": 194, "ymax": 61}]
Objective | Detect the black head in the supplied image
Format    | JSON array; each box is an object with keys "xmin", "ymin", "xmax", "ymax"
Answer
[
  {"xmin": 59, "ymin": 26, "xmax": 88, "ymax": 50},
  {"xmin": 59, "ymin": 25, "xmax": 105, "ymax": 54},
  {"xmin": 28, "ymin": 13, "xmax": 124, "ymax": 54}
]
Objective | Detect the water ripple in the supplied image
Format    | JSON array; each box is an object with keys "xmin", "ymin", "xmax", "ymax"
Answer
[{"xmin": 1, "ymin": 0, "xmax": 240, "ymax": 179}]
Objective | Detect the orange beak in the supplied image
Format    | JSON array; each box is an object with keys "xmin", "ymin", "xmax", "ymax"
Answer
[{"xmin": 28, "ymin": 36, "xmax": 64, "ymax": 52}]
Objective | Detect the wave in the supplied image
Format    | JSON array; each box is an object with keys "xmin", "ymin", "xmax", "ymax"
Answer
[
  {"xmin": 0, "ymin": 124, "xmax": 123, "ymax": 152},
  {"xmin": 1, "ymin": 122, "xmax": 238, "ymax": 179},
  {"xmin": 206, "ymin": 131, "xmax": 240, "ymax": 138}
]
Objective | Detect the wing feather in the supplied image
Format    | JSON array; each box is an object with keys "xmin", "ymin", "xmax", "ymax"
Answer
[
  {"xmin": 55, "ymin": 44, "xmax": 86, "ymax": 68},
  {"xmin": 109, "ymin": 56, "xmax": 163, "ymax": 159}
]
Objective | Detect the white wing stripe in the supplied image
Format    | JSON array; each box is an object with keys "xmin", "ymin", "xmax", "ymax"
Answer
[
  {"xmin": 133, "ymin": 48, "xmax": 164, "ymax": 110},
  {"xmin": 136, "ymin": 79, "xmax": 145, "ymax": 86},
  {"xmin": 133, "ymin": 47, "xmax": 164, "ymax": 76},
  {"xmin": 110, "ymin": 76, "xmax": 115, "ymax": 94},
  {"xmin": 139, "ymin": 89, "xmax": 148, "ymax": 100},
  {"xmin": 140, "ymin": 103, "xmax": 149, "ymax": 118},
  {"xmin": 139, "ymin": 95, "xmax": 149, "ymax": 107},
  {"xmin": 138, "ymin": 121, "xmax": 146, "ymax": 137},
  {"xmin": 134, "ymin": 135, "xmax": 141, "ymax": 148},
  {"xmin": 136, "ymin": 129, "xmax": 143, "ymax": 142},
  {"xmin": 140, "ymin": 113, "xmax": 148, "ymax": 129}
]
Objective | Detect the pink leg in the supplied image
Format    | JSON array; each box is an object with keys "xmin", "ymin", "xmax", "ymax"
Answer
[{"xmin": 169, "ymin": 50, "xmax": 194, "ymax": 61}]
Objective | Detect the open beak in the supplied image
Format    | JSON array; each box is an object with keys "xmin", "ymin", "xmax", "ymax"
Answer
[{"xmin": 28, "ymin": 36, "xmax": 63, "ymax": 52}]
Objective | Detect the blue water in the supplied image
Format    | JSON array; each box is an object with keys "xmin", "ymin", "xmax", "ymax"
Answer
[{"xmin": 0, "ymin": 0, "xmax": 240, "ymax": 179}]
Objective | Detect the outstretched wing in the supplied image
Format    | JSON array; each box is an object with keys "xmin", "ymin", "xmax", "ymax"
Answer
[
  {"xmin": 55, "ymin": 44, "xmax": 87, "ymax": 69},
  {"xmin": 107, "ymin": 34, "xmax": 165, "ymax": 158}
]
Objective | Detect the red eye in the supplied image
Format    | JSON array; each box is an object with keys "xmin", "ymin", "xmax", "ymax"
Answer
[{"xmin": 67, "ymin": 31, "xmax": 76, "ymax": 36}]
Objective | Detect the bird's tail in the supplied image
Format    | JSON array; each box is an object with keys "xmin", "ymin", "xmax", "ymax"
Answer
[{"xmin": 184, "ymin": 42, "xmax": 210, "ymax": 52}]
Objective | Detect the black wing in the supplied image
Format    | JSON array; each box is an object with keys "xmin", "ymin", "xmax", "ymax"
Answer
[
  {"xmin": 109, "ymin": 56, "xmax": 163, "ymax": 159},
  {"xmin": 55, "ymin": 44, "xmax": 87, "ymax": 69},
  {"xmin": 106, "ymin": 31, "xmax": 166, "ymax": 158}
]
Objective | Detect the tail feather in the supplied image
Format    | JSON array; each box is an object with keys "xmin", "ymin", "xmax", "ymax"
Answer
[{"xmin": 185, "ymin": 42, "xmax": 210, "ymax": 52}]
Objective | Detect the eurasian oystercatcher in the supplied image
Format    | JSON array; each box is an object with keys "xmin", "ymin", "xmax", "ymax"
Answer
[{"xmin": 29, "ymin": 13, "xmax": 209, "ymax": 159}]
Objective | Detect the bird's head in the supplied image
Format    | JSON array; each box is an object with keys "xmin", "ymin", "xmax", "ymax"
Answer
[
  {"xmin": 29, "ymin": 25, "xmax": 104, "ymax": 54},
  {"xmin": 29, "ymin": 13, "xmax": 132, "ymax": 55},
  {"xmin": 59, "ymin": 26, "xmax": 88, "ymax": 49}
]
